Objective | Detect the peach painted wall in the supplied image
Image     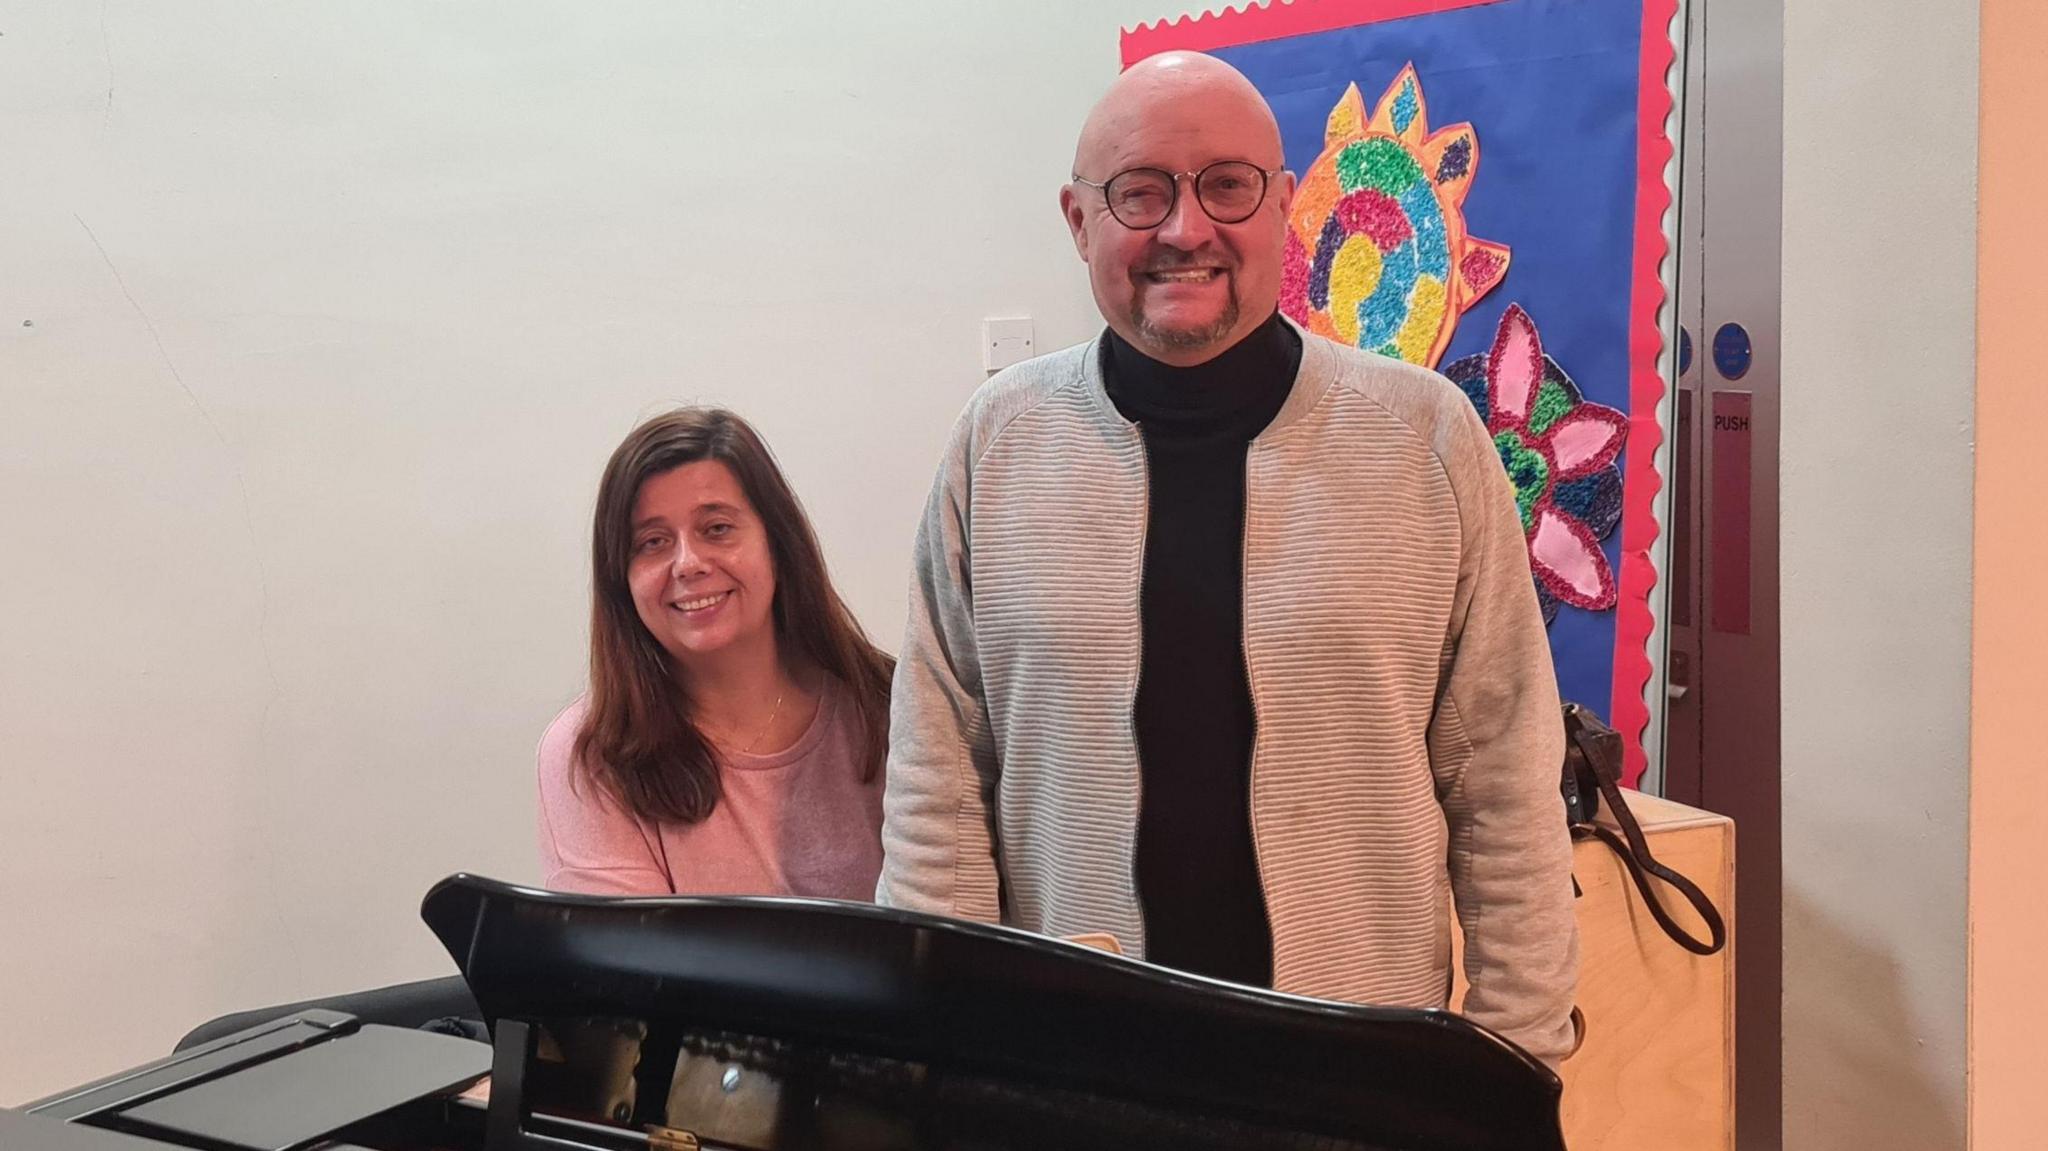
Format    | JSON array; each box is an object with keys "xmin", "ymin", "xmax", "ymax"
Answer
[{"xmin": 1967, "ymin": 2, "xmax": 2048, "ymax": 1147}]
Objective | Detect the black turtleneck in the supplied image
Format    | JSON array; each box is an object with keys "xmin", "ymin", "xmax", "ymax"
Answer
[{"xmin": 1102, "ymin": 311, "xmax": 1301, "ymax": 988}]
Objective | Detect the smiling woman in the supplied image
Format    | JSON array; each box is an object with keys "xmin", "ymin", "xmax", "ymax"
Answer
[{"xmin": 534, "ymin": 408, "xmax": 894, "ymax": 899}]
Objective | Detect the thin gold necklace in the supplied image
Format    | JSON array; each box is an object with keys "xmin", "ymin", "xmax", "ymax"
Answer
[{"xmin": 739, "ymin": 687, "xmax": 787, "ymax": 755}]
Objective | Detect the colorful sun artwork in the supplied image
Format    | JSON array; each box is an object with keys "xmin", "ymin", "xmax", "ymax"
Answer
[
  {"xmin": 1280, "ymin": 64, "xmax": 1510, "ymax": 368},
  {"xmin": 1444, "ymin": 305, "xmax": 1629, "ymax": 625}
]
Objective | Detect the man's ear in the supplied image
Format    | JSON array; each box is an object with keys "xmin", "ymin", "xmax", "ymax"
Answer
[
  {"xmin": 1273, "ymin": 169, "xmax": 1298, "ymax": 219},
  {"xmin": 1060, "ymin": 185, "xmax": 1091, "ymax": 261}
]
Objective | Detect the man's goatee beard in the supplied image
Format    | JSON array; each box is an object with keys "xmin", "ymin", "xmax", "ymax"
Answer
[{"xmin": 1134, "ymin": 295, "xmax": 1241, "ymax": 352}]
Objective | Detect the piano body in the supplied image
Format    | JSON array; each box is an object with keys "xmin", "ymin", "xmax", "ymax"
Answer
[{"xmin": 6, "ymin": 875, "xmax": 1566, "ymax": 1151}]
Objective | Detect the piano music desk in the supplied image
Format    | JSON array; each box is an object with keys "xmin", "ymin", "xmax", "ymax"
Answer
[
  {"xmin": 1454, "ymin": 791, "xmax": 1736, "ymax": 1151},
  {"xmin": 450, "ymin": 802, "xmax": 1733, "ymax": 1150}
]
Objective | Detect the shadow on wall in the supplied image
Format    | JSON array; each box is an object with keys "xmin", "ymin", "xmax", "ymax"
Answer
[{"xmin": 1781, "ymin": 886, "xmax": 1963, "ymax": 1150}]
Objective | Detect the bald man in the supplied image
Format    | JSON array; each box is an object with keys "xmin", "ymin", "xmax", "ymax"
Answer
[{"xmin": 878, "ymin": 52, "xmax": 1579, "ymax": 1066}]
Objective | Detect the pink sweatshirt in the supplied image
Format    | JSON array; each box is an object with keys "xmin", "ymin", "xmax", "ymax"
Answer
[{"xmin": 535, "ymin": 675, "xmax": 883, "ymax": 900}]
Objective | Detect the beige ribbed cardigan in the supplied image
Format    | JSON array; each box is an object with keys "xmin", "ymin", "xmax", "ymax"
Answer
[{"xmin": 877, "ymin": 326, "xmax": 1579, "ymax": 1065}]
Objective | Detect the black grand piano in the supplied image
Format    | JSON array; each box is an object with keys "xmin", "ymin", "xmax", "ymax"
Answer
[{"xmin": 7, "ymin": 875, "xmax": 1566, "ymax": 1151}]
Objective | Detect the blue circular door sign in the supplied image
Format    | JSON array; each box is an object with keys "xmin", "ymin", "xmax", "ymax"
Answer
[
  {"xmin": 1712, "ymin": 322, "xmax": 1752, "ymax": 381},
  {"xmin": 1679, "ymin": 326, "xmax": 1693, "ymax": 376}
]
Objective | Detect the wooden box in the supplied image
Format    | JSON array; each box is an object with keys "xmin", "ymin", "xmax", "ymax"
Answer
[{"xmin": 1454, "ymin": 791, "xmax": 1735, "ymax": 1150}]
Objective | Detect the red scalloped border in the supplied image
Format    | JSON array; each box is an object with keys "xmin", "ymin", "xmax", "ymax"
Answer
[
  {"xmin": 1121, "ymin": 1, "xmax": 1512, "ymax": 64},
  {"xmin": 1612, "ymin": 0, "xmax": 1677, "ymax": 788},
  {"xmin": 1121, "ymin": 0, "xmax": 1678, "ymax": 787}
]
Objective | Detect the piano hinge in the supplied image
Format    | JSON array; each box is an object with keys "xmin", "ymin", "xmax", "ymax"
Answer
[{"xmin": 646, "ymin": 1125, "xmax": 702, "ymax": 1151}]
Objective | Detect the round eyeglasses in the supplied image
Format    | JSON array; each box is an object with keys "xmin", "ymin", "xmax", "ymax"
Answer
[{"xmin": 1071, "ymin": 161, "xmax": 1285, "ymax": 230}]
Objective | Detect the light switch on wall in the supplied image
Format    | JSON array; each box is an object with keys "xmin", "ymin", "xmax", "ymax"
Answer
[{"xmin": 983, "ymin": 317, "xmax": 1035, "ymax": 371}]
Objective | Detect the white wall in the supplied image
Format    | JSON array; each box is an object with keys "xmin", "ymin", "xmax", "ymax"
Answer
[
  {"xmin": 0, "ymin": 0, "xmax": 1198, "ymax": 1103},
  {"xmin": 1780, "ymin": 0, "xmax": 1976, "ymax": 1146}
]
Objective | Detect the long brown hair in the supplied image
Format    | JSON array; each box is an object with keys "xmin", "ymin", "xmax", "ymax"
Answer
[{"xmin": 575, "ymin": 407, "xmax": 893, "ymax": 824}]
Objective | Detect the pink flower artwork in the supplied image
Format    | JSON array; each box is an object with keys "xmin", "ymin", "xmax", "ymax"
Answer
[{"xmin": 1442, "ymin": 304, "xmax": 1628, "ymax": 623}]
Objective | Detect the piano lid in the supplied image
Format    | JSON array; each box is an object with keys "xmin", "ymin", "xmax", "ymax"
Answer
[{"xmin": 421, "ymin": 874, "xmax": 1564, "ymax": 1151}]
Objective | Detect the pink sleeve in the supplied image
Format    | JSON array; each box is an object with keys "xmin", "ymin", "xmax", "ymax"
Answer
[{"xmin": 535, "ymin": 698, "xmax": 674, "ymax": 895}]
